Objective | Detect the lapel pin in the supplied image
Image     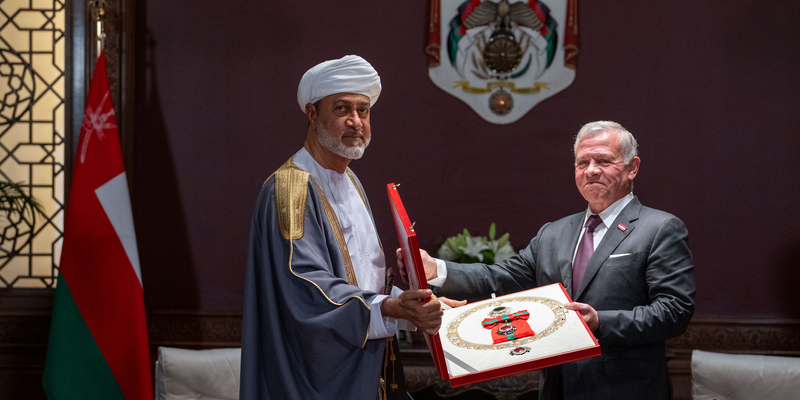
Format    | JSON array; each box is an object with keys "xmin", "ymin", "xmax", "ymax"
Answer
[{"xmin": 617, "ymin": 224, "xmax": 627, "ymax": 232}]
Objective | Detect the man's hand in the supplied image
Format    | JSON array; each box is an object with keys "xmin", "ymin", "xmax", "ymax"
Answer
[
  {"xmin": 396, "ymin": 248, "xmax": 438, "ymax": 284},
  {"xmin": 439, "ymin": 297, "xmax": 467, "ymax": 309},
  {"xmin": 381, "ymin": 289, "xmax": 444, "ymax": 335},
  {"xmin": 565, "ymin": 302, "xmax": 599, "ymax": 332}
]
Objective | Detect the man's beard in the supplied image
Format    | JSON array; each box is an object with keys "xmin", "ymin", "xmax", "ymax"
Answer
[{"xmin": 316, "ymin": 121, "xmax": 370, "ymax": 160}]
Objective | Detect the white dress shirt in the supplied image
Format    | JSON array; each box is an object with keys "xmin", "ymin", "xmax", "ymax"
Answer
[
  {"xmin": 571, "ymin": 192, "xmax": 634, "ymax": 263},
  {"xmin": 294, "ymin": 148, "xmax": 405, "ymax": 339}
]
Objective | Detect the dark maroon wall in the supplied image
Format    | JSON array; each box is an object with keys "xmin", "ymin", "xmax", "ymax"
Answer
[{"xmin": 133, "ymin": 1, "xmax": 800, "ymax": 318}]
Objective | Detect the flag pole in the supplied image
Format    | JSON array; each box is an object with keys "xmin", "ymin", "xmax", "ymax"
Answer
[{"xmin": 90, "ymin": 0, "xmax": 106, "ymax": 59}]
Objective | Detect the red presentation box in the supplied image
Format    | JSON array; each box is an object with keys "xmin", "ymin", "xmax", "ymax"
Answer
[{"xmin": 387, "ymin": 183, "xmax": 601, "ymax": 388}]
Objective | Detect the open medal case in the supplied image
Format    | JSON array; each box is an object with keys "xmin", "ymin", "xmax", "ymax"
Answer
[{"xmin": 387, "ymin": 183, "xmax": 601, "ymax": 387}]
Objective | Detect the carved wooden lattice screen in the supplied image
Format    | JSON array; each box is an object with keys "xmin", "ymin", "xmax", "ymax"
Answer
[{"xmin": 0, "ymin": 0, "xmax": 66, "ymax": 288}]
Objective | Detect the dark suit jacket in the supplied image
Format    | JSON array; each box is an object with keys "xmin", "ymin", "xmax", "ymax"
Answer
[{"xmin": 437, "ymin": 197, "xmax": 695, "ymax": 400}]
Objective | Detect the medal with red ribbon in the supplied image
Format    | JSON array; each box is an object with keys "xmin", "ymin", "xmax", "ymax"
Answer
[{"xmin": 481, "ymin": 310, "xmax": 535, "ymax": 344}]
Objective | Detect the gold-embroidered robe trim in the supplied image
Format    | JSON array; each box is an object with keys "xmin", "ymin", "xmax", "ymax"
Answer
[
  {"xmin": 274, "ymin": 158, "xmax": 307, "ymax": 240},
  {"xmin": 346, "ymin": 168, "xmax": 383, "ymax": 252},
  {"xmin": 271, "ymin": 156, "xmax": 371, "ymax": 348},
  {"xmin": 313, "ymin": 180, "xmax": 359, "ymax": 287},
  {"xmin": 272, "ymin": 156, "xmax": 366, "ymax": 299},
  {"xmin": 346, "ymin": 168, "xmax": 368, "ymax": 209}
]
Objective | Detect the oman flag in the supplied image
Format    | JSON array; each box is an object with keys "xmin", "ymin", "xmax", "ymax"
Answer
[{"xmin": 43, "ymin": 52, "xmax": 152, "ymax": 400}]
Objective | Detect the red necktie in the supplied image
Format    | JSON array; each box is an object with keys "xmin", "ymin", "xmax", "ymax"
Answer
[{"xmin": 572, "ymin": 215, "xmax": 602, "ymax": 298}]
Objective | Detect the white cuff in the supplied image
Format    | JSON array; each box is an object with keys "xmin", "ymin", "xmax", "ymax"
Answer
[
  {"xmin": 368, "ymin": 294, "xmax": 396, "ymax": 340},
  {"xmin": 427, "ymin": 258, "xmax": 448, "ymax": 287}
]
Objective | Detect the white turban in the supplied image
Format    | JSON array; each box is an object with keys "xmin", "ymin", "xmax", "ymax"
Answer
[{"xmin": 297, "ymin": 55, "xmax": 382, "ymax": 113}]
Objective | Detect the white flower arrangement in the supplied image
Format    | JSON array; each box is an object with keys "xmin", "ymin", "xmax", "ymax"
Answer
[{"xmin": 437, "ymin": 223, "xmax": 516, "ymax": 264}]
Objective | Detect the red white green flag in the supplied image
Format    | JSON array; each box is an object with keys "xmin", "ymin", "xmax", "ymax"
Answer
[{"xmin": 43, "ymin": 51, "xmax": 152, "ymax": 400}]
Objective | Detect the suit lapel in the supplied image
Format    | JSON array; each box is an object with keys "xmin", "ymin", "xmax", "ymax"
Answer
[
  {"xmin": 561, "ymin": 212, "xmax": 585, "ymax": 299},
  {"xmin": 574, "ymin": 198, "xmax": 642, "ymax": 300}
]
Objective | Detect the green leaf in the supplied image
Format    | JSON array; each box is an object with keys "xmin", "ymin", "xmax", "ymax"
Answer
[
  {"xmin": 446, "ymin": 237, "xmax": 461, "ymax": 254},
  {"xmin": 481, "ymin": 250, "xmax": 495, "ymax": 265},
  {"xmin": 438, "ymin": 224, "xmax": 517, "ymax": 266},
  {"xmin": 456, "ymin": 233, "xmax": 468, "ymax": 248},
  {"xmin": 496, "ymin": 232, "xmax": 510, "ymax": 249},
  {"xmin": 0, "ymin": 181, "xmax": 44, "ymax": 216}
]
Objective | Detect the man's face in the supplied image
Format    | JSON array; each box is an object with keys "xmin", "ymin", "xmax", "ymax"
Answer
[
  {"xmin": 574, "ymin": 131, "xmax": 640, "ymax": 213},
  {"xmin": 314, "ymin": 93, "xmax": 371, "ymax": 160}
]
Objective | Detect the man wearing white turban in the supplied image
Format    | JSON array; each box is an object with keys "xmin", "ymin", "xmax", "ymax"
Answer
[{"xmin": 240, "ymin": 55, "xmax": 457, "ymax": 400}]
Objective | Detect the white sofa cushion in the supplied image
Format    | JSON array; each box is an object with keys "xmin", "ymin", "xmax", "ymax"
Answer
[
  {"xmin": 155, "ymin": 347, "xmax": 241, "ymax": 400},
  {"xmin": 692, "ymin": 349, "xmax": 800, "ymax": 400}
]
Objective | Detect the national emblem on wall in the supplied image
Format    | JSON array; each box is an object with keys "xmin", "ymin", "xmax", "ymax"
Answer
[{"xmin": 427, "ymin": 0, "xmax": 578, "ymax": 125}]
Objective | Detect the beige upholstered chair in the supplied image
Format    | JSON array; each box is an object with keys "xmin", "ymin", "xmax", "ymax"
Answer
[
  {"xmin": 154, "ymin": 347, "xmax": 241, "ymax": 400},
  {"xmin": 691, "ymin": 349, "xmax": 800, "ymax": 400}
]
